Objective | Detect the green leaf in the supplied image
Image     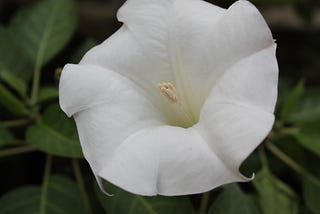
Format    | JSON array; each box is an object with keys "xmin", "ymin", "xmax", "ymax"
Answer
[
  {"xmin": 26, "ymin": 104, "xmax": 82, "ymax": 158},
  {"xmin": 253, "ymin": 168, "xmax": 298, "ymax": 214},
  {"xmin": 207, "ymin": 184, "xmax": 260, "ymax": 214},
  {"xmin": 0, "ymin": 71, "xmax": 28, "ymax": 98},
  {"xmin": 280, "ymin": 80, "xmax": 304, "ymax": 121},
  {"xmin": 0, "ymin": 26, "xmax": 31, "ymax": 96},
  {"xmin": 285, "ymin": 87, "xmax": 320, "ymax": 157},
  {"xmin": 45, "ymin": 175, "xmax": 86, "ymax": 214},
  {"xmin": 38, "ymin": 87, "xmax": 58, "ymax": 103},
  {"xmin": 0, "ymin": 175, "xmax": 86, "ymax": 214},
  {"xmin": 95, "ymin": 182, "xmax": 195, "ymax": 214},
  {"xmin": 0, "ymin": 83, "xmax": 30, "ymax": 116},
  {"xmin": 10, "ymin": 0, "xmax": 77, "ymax": 69},
  {"xmin": 292, "ymin": 120, "xmax": 320, "ymax": 157},
  {"xmin": 0, "ymin": 186, "xmax": 40, "ymax": 214},
  {"xmin": 288, "ymin": 88, "xmax": 320, "ymax": 124},
  {"xmin": 0, "ymin": 125, "xmax": 14, "ymax": 147},
  {"xmin": 303, "ymin": 179, "xmax": 320, "ymax": 214}
]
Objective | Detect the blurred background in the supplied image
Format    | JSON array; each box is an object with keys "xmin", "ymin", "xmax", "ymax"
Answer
[{"xmin": 0, "ymin": 0, "xmax": 319, "ymax": 214}]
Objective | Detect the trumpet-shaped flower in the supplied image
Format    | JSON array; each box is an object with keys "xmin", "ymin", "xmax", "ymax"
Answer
[{"xmin": 59, "ymin": 0, "xmax": 278, "ymax": 196}]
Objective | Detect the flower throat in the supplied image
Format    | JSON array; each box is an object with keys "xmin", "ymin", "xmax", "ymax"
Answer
[{"xmin": 158, "ymin": 82, "xmax": 198, "ymax": 127}]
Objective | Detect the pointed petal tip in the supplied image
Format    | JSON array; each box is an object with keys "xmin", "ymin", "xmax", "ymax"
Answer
[
  {"xmin": 93, "ymin": 125, "xmax": 261, "ymax": 196},
  {"xmin": 250, "ymin": 172, "xmax": 255, "ymax": 180},
  {"xmin": 95, "ymin": 175, "xmax": 114, "ymax": 196}
]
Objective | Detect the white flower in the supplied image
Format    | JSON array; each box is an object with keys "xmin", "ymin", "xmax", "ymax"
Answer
[{"xmin": 59, "ymin": 0, "xmax": 278, "ymax": 196}]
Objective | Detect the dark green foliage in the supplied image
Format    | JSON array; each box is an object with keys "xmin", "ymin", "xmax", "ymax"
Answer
[
  {"xmin": 253, "ymin": 169, "xmax": 298, "ymax": 214},
  {"xmin": 0, "ymin": 175, "xmax": 86, "ymax": 214},
  {"xmin": 207, "ymin": 184, "xmax": 260, "ymax": 214},
  {"xmin": 303, "ymin": 179, "xmax": 320, "ymax": 214},
  {"xmin": 0, "ymin": 26, "xmax": 32, "ymax": 96},
  {"xmin": 0, "ymin": 187, "xmax": 40, "ymax": 214},
  {"xmin": 280, "ymin": 80, "xmax": 305, "ymax": 122},
  {"xmin": 10, "ymin": 0, "xmax": 77, "ymax": 69},
  {"xmin": 0, "ymin": 83, "xmax": 30, "ymax": 116},
  {"xmin": 38, "ymin": 87, "xmax": 58, "ymax": 104},
  {"xmin": 281, "ymin": 85, "xmax": 320, "ymax": 158},
  {"xmin": 26, "ymin": 104, "xmax": 82, "ymax": 158},
  {"xmin": 0, "ymin": 125, "xmax": 14, "ymax": 147},
  {"xmin": 292, "ymin": 120, "xmax": 320, "ymax": 157},
  {"xmin": 96, "ymin": 182, "xmax": 195, "ymax": 214},
  {"xmin": 288, "ymin": 88, "xmax": 320, "ymax": 124}
]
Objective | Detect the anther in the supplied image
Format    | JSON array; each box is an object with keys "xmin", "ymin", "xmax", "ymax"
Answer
[{"xmin": 158, "ymin": 82, "xmax": 178, "ymax": 103}]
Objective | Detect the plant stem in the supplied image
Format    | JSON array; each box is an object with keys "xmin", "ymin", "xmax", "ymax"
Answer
[
  {"xmin": 2, "ymin": 119, "xmax": 30, "ymax": 128},
  {"xmin": 72, "ymin": 159, "xmax": 92, "ymax": 214},
  {"xmin": 199, "ymin": 192, "xmax": 210, "ymax": 214},
  {"xmin": 39, "ymin": 155, "xmax": 52, "ymax": 214},
  {"xmin": 266, "ymin": 142, "xmax": 320, "ymax": 186},
  {"xmin": 0, "ymin": 145, "xmax": 35, "ymax": 158}
]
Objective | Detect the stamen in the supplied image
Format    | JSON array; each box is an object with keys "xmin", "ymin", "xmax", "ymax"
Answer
[
  {"xmin": 158, "ymin": 82, "xmax": 178, "ymax": 103},
  {"xmin": 157, "ymin": 82, "xmax": 197, "ymax": 127}
]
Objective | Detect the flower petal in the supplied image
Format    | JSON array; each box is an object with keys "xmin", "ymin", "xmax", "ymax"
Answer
[
  {"xmin": 80, "ymin": 27, "xmax": 171, "ymax": 100},
  {"xmin": 82, "ymin": 0, "xmax": 274, "ymax": 113},
  {"xmin": 97, "ymin": 125, "xmax": 247, "ymax": 196},
  {"xmin": 197, "ymin": 44, "xmax": 278, "ymax": 172},
  {"xmin": 180, "ymin": 0, "xmax": 276, "ymax": 99},
  {"xmin": 59, "ymin": 64, "xmax": 161, "ymax": 117},
  {"xmin": 59, "ymin": 64, "xmax": 165, "ymax": 172},
  {"xmin": 80, "ymin": 0, "xmax": 225, "ymax": 114},
  {"xmin": 116, "ymin": 0, "xmax": 275, "ymax": 103},
  {"xmin": 205, "ymin": 44, "xmax": 278, "ymax": 114}
]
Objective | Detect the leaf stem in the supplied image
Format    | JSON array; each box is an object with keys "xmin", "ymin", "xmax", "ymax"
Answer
[
  {"xmin": 266, "ymin": 142, "xmax": 320, "ymax": 186},
  {"xmin": 72, "ymin": 159, "xmax": 93, "ymax": 214},
  {"xmin": 40, "ymin": 155, "xmax": 52, "ymax": 214},
  {"xmin": 2, "ymin": 119, "xmax": 30, "ymax": 127},
  {"xmin": 199, "ymin": 192, "xmax": 210, "ymax": 214},
  {"xmin": 0, "ymin": 145, "xmax": 35, "ymax": 158}
]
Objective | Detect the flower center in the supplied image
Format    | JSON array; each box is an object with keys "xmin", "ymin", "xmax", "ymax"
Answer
[
  {"xmin": 158, "ymin": 82, "xmax": 178, "ymax": 103},
  {"xmin": 158, "ymin": 82, "xmax": 197, "ymax": 128}
]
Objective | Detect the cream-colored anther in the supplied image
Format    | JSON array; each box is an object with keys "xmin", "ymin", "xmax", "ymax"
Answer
[{"xmin": 158, "ymin": 82, "xmax": 178, "ymax": 103}]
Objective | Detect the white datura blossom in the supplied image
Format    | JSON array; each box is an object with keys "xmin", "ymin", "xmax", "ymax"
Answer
[{"xmin": 59, "ymin": 0, "xmax": 278, "ymax": 196}]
